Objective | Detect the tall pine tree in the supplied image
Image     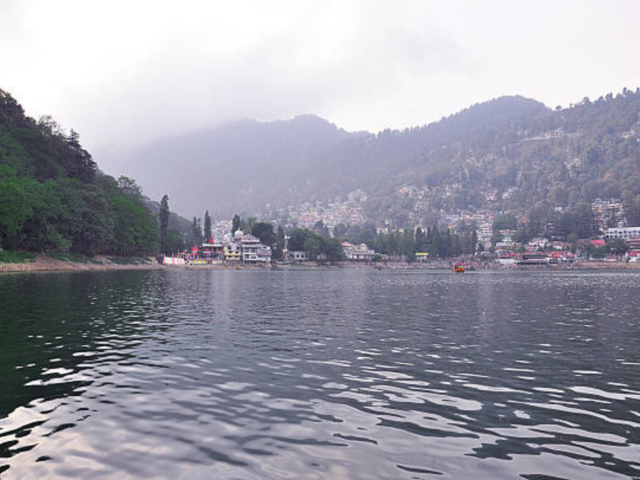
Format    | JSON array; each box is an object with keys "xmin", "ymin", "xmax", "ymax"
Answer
[
  {"xmin": 204, "ymin": 210, "xmax": 212, "ymax": 242},
  {"xmin": 232, "ymin": 214, "xmax": 241, "ymax": 234},
  {"xmin": 159, "ymin": 194, "xmax": 170, "ymax": 254},
  {"xmin": 275, "ymin": 225, "xmax": 285, "ymax": 260}
]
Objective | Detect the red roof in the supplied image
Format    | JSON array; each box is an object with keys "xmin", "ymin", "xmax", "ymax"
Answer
[
  {"xmin": 209, "ymin": 236, "xmax": 214, "ymax": 243},
  {"xmin": 590, "ymin": 239, "xmax": 605, "ymax": 247},
  {"xmin": 191, "ymin": 244, "xmax": 199, "ymax": 253}
]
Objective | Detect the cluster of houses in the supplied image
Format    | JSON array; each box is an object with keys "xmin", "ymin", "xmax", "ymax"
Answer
[
  {"xmin": 272, "ymin": 241, "xmax": 376, "ymax": 263},
  {"xmin": 493, "ymin": 227, "xmax": 640, "ymax": 265},
  {"xmin": 164, "ymin": 230, "xmax": 272, "ymax": 265},
  {"xmin": 163, "ymin": 231, "xmax": 378, "ymax": 266},
  {"xmin": 162, "ymin": 222, "xmax": 640, "ymax": 267},
  {"xmin": 274, "ymin": 190, "xmax": 368, "ymax": 231},
  {"xmin": 605, "ymin": 227, "xmax": 640, "ymax": 262},
  {"xmin": 496, "ymin": 251, "xmax": 578, "ymax": 266},
  {"xmin": 341, "ymin": 242, "xmax": 375, "ymax": 261}
]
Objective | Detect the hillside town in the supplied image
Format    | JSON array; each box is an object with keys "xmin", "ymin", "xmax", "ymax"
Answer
[
  {"xmin": 268, "ymin": 190, "xmax": 368, "ymax": 230},
  {"xmin": 168, "ymin": 186, "xmax": 640, "ymax": 268},
  {"xmin": 165, "ymin": 217, "xmax": 640, "ymax": 267}
]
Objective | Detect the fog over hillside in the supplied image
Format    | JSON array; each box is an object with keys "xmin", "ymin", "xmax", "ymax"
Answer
[{"xmin": 117, "ymin": 95, "xmax": 549, "ymax": 219}]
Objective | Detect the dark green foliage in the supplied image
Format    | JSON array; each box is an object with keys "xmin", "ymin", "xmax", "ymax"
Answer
[
  {"xmin": 493, "ymin": 214, "xmax": 518, "ymax": 231},
  {"xmin": 111, "ymin": 194, "xmax": 158, "ymax": 255},
  {"xmin": 354, "ymin": 225, "xmax": 477, "ymax": 259},
  {"xmin": 339, "ymin": 222, "xmax": 377, "ymax": 246},
  {"xmin": 588, "ymin": 246, "xmax": 607, "ymax": 259},
  {"xmin": 303, "ymin": 235, "xmax": 322, "ymax": 260},
  {"xmin": 46, "ymin": 252, "xmax": 103, "ymax": 264},
  {"xmin": 286, "ymin": 228, "xmax": 309, "ymax": 252},
  {"xmin": 333, "ymin": 223, "xmax": 348, "ymax": 238},
  {"xmin": 273, "ymin": 225, "xmax": 285, "ymax": 260},
  {"xmin": 551, "ymin": 202, "xmax": 597, "ymax": 240},
  {"xmin": 189, "ymin": 217, "xmax": 202, "ymax": 247},
  {"xmin": 203, "ymin": 210, "xmax": 212, "ymax": 242},
  {"xmin": 159, "ymin": 195, "xmax": 170, "ymax": 254},
  {"xmin": 244, "ymin": 217, "xmax": 256, "ymax": 233},
  {"xmin": 286, "ymin": 228, "xmax": 344, "ymax": 263},
  {"xmin": 606, "ymin": 239, "xmax": 629, "ymax": 256},
  {"xmin": 399, "ymin": 228, "xmax": 416, "ymax": 257},
  {"xmin": 624, "ymin": 193, "xmax": 640, "ymax": 226},
  {"xmin": 0, "ymin": 88, "xmax": 163, "ymax": 256},
  {"xmin": 322, "ymin": 237, "xmax": 343, "ymax": 263},
  {"xmin": 251, "ymin": 222, "xmax": 275, "ymax": 246},
  {"xmin": 164, "ymin": 228, "xmax": 185, "ymax": 254},
  {"xmin": 313, "ymin": 220, "xmax": 330, "ymax": 237},
  {"xmin": 0, "ymin": 250, "xmax": 36, "ymax": 263},
  {"xmin": 232, "ymin": 214, "xmax": 241, "ymax": 234},
  {"xmin": 107, "ymin": 256, "xmax": 152, "ymax": 265}
]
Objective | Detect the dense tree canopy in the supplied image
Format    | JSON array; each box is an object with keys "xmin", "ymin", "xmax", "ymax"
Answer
[
  {"xmin": 0, "ymin": 88, "xmax": 165, "ymax": 255},
  {"xmin": 251, "ymin": 222, "xmax": 275, "ymax": 246},
  {"xmin": 335, "ymin": 223, "xmax": 477, "ymax": 259}
]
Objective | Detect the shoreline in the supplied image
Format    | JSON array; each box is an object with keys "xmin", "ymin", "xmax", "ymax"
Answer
[
  {"xmin": 2, "ymin": 255, "xmax": 640, "ymax": 275},
  {"xmin": 0, "ymin": 254, "xmax": 162, "ymax": 274}
]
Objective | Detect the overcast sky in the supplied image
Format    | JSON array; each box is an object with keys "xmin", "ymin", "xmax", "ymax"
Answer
[{"xmin": 1, "ymin": 0, "xmax": 640, "ymax": 173}]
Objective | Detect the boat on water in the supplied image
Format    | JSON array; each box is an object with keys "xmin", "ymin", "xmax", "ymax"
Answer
[{"xmin": 452, "ymin": 264, "xmax": 465, "ymax": 273}]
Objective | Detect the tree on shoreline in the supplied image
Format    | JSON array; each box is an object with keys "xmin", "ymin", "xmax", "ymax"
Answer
[
  {"xmin": 0, "ymin": 88, "xmax": 171, "ymax": 256},
  {"xmin": 274, "ymin": 225, "xmax": 285, "ymax": 260},
  {"xmin": 251, "ymin": 222, "xmax": 275, "ymax": 247},
  {"xmin": 204, "ymin": 210, "xmax": 212, "ymax": 242},
  {"xmin": 232, "ymin": 214, "xmax": 240, "ymax": 234},
  {"xmin": 159, "ymin": 195, "xmax": 170, "ymax": 254}
]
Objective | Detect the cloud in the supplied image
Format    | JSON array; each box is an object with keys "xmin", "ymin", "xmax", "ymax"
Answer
[{"xmin": 1, "ymin": 0, "xmax": 640, "ymax": 174}]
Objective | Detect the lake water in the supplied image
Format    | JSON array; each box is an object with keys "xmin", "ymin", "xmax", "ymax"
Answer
[{"xmin": 1, "ymin": 269, "xmax": 640, "ymax": 479}]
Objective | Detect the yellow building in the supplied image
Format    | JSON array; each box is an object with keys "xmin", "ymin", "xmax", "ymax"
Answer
[
  {"xmin": 223, "ymin": 244, "xmax": 242, "ymax": 262},
  {"xmin": 415, "ymin": 252, "xmax": 430, "ymax": 262}
]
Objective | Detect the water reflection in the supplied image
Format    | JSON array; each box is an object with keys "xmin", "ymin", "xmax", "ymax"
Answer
[{"xmin": 1, "ymin": 270, "xmax": 640, "ymax": 478}]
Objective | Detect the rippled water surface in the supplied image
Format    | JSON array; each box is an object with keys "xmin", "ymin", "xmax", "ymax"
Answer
[{"xmin": 1, "ymin": 269, "xmax": 640, "ymax": 479}]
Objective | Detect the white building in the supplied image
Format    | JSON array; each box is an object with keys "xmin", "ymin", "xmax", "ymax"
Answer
[
  {"xmin": 527, "ymin": 237, "xmax": 549, "ymax": 251},
  {"xmin": 605, "ymin": 227, "xmax": 640, "ymax": 240},
  {"xmin": 240, "ymin": 233, "xmax": 271, "ymax": 264},
  {"xmin": 256, "ymin": 245, "xmax": 272, "ymax": 263},
  {"xmin": 477, "ymin": 222, "xmax": 493, "ymax": 246},
  {"xmin": 342, "ymin": 242, "xmax": 375, "ymax": 261},
  {"xmin": 288, "ymin": 251, "xmax": 309, "ymax": 261}
]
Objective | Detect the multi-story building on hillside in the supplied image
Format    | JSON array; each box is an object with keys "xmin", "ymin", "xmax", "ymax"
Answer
[
  {"xmin": 239, "ymin": 232, "xmax": 272, "ymax": 264},
  {"xmin": 605, "ymin": 227, "xmax": 640, "ymax": 240},
  {"xmin": 342, "ymin": 242, "xmax": 375, "ymax": 261}
]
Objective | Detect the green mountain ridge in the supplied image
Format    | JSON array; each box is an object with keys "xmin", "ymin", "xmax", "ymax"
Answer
[
  {"xmin": 363, "ymin": 90, "xmax": 640, "ymax": 231},
  {"xmin": 0, "ymin": 88, "xmax": 184, "ymax": 256},
  {"xmin": 3, "ymin": 85, "xmax": 639, "ymax": 255}
]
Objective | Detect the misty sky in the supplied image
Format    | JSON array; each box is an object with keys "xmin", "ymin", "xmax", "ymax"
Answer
[{"xmin": 1, "ymin": 0, "xmax": 640, "ymax": 174}]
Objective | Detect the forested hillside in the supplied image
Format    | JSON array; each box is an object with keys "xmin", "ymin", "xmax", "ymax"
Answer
[
  {"xmin": 5, "ymin": 84, "xmax": 639, "ymax": 254},
  {"xmin": 121, "ymin": 89, "xmax": 640, "ymax": 234},
  {"xmin": 364, "ymin": 88, "xmax": 640, "ymax": 230},
  {"xmin": 0, "ymin": 89, "xmax": 177, "ymax": 255}
]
